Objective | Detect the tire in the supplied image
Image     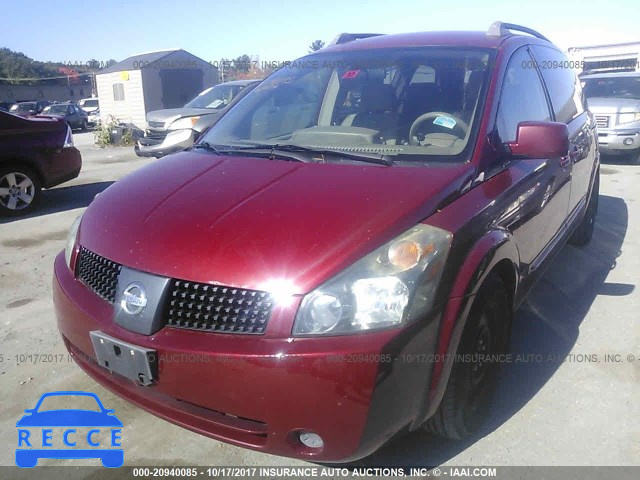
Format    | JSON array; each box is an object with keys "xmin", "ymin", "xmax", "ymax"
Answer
[
  {"xmin": 569, "ymin": 170, "xmax": 599, "ymax": 246},
  {"xmin": 425, "ymin": 274, "xmax": 511, "ymax": 439},
  {"xmin": 0, "ymin": 165, "xmax": 42, "ymax": 216},
  {"xmin": 81, "ymin": 119, "xmax": 88, "ymax": 131}
]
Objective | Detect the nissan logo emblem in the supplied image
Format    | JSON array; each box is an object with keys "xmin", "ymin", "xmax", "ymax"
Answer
[{"xmin": 121, "ymin": 282, "xmax": 148, "ymax": 315}]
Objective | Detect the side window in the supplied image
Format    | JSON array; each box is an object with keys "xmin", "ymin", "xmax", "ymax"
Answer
[
  {"xmin": 496, "ymin": 48, "xmax": 551, "ymax": 143},
  {"xmin": 530, "ymin": 46, "xmax": 583, "ymax": 123},
  {"xmin": 113, "ymin": 83, "xmax": 125, "ymax": 101}
]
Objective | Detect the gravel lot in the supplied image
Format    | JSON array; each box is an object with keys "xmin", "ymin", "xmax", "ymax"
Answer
[{"xmin": 1, "ymin": 133, "xmax": 639, "ymax": 468}]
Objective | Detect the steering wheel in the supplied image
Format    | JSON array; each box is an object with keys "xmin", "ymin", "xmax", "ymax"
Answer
[{"xmin": 409, "ymin": 112, "xmax": 470, "ymax": 146}]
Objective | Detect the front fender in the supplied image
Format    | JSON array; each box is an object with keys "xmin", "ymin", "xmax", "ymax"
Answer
[{"xmin": 411, "ymin": 229, "xmax": 519, "ymax": 429}]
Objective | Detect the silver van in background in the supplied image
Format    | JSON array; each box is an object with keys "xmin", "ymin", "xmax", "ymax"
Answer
[{"xmin": 582, "ymin": 72, "xmax": 640, "ymax": 163}]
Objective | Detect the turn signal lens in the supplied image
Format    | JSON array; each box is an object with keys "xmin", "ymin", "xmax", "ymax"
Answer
[
  {"xmin": 388, "ymin": 240, "xmax": 421, "ymax": 269},
  {"xmin": 64, "ymin": 214, "xmax": 83, "ymax": 271},
  {"xmin": 387, "ymin": 240, "xmax": 435, "ymax": 270}
]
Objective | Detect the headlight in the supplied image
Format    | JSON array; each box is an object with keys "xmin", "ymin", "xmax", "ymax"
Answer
[
  {"xmin": 618, "ymin": 112, "xmax": 640, "ymax": 125},
  {"xmin": 64, "ymin": 214, "xmax": 83, "ymax": 270},
  {"xmin": 168, "ymin": 116, "xmax": 200, "ymax": 130},
  {"xmin": 163, "ymin": 128, "xmax": 193, "ymax": 145},
  {"xmin": 293, "ymin": 224, "xmax": 452, "ymax": 335}
]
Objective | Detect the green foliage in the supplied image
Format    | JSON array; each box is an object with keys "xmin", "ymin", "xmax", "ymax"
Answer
[
  {"xmin": 121, "ymin": 129, "xmax": 133, "ymax": 146},
  {"xmin": 93, "ymin": 116, "xmax": 133, "ymax": 147},
  {"xmin": 0, "ymin": 47, "xmax": 100, "ymax": 85},
  {"xmin": 235, "ymin": 54, "xmax": 252, "ymax": 73},
  {"xmin": 86, "ymin": 59, "xmax": 101, "ymax": 69},
  {"xmin": 93, "ymin": 118, "xmax": 114, "ymax": 147},
  {"xmin": 309, "ymin": 40, "xmax": 325, "ymax": 52}
]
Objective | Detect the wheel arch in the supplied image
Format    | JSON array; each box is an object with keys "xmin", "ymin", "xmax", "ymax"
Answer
[
  {"xmin": 0, "ymin": 158, "xmax": 46, "ymax": 187},
  {"xmin": 411, "ymin": 228, "xmax": 520, "ymax": 429}
]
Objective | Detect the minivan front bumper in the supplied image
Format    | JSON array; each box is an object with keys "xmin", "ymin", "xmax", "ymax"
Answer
[{"xmin": 53, "ymin": 252, "xmax": 441, "ymax": 462}]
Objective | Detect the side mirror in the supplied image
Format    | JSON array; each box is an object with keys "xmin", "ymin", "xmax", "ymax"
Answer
[{"xmin": 506, "ymin": 121, "xmax": 569, "ymax": 158}]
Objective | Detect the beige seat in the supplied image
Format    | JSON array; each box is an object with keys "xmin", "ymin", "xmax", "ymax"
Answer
[{"xmin": 341, "ymin": 84, "xmax": 398, "ymax": 140}]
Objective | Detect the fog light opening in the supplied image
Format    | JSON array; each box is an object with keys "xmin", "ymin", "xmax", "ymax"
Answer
[
  {"xmin": 623, "ymin": 138, "xmax": 634, "ymax": 146},
  {"xmin": 299, "ymin": 431, "xmax": 324, "ymax": 449}
]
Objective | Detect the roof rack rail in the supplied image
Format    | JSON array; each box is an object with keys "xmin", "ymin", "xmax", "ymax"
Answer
[
  {"xmin": 487, "ymin": 21, "xmax": 550, "ymax": 42},
  {"xmin": 328, "ymin": 33, "xmax": 384, "ymax": 46}
]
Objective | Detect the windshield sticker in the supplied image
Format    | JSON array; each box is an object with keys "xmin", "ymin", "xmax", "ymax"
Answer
[
  {"xmin": 342, "ymin": 70, "xmax": 361, "ymax": 79},
  {"xmin": 433, "ymin": 116, "xmax": 457, "ymax": 129}
]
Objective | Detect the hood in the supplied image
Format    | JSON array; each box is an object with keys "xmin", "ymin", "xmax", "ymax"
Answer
[
  {"xmin": 82, "ymin": 106, "xmax": 99, "ymax": 113},
  {"xmin": 146, "ymin": 108, "xmax": 217, "ymax": 128},
  {"xmin": 80, "ymin": 153, "xmax": 474, "ymax": 294},
  {"xmin": 586, "ymin": 97, "xmax": 640, "ymax": 114}
]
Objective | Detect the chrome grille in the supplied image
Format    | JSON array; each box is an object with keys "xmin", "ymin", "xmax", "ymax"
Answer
[
  {"xmin": 167, "ymin": 281, "xmax": 273, "ymax": 334},
  {"xmin": 76, "ymin": 247, "xmax": 121, "ymax": 304},
  {"xmin": 594, "ymin": 115, "xmax": 609, "ymax": 128},
  {"xmin": 148, "ymin": 121, "xmax": 165, "ymax": 128},
  {"xmin": 75, "ymin": 249, "xmax": 273, "ymax": 334}
]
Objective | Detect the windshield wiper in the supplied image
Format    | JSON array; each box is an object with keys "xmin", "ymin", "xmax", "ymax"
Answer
[
  {"xmin": 226, "ymin": 144, "xmax": 394, "ymax": 166},
  {"xmin": 191, "ymin": 141, "xmax": 307, "ymax": 162},
  {"xmin": 191, "ymin": 141, "xmax": 222, "ymax": 154}
]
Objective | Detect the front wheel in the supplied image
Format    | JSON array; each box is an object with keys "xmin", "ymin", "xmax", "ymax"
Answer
[
  {"xmin": 425, "ymin": 273, "xmax": 511, "ymax": 439},
  {"xmin": 0, "ymin": 166, "xmax": 42, "ymax": 216}
]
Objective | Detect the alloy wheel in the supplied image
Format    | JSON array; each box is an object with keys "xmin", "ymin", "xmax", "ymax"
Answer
[{"xmin": 0, "ymin": 172, "xmax": 36, "ymax": 211}]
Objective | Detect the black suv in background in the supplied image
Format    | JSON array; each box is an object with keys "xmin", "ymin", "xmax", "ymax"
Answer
[
  {"xmin": 41, "ymin": 103, "xmax": 89, "ymax": 131},
  {"xmin": 9, "ymin": 101, "xmax": 51, "ymax": 117}
]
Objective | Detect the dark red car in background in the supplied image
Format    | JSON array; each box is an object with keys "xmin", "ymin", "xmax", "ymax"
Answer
[
  {"xmin": 54, "ymin": 22, "xmax": 599, "ymax": 462},
  {"xmin": 9, "ymin": 100, "xmax": 51, "ymax": 117},
  {"xmin": 0, "ymin": 110, "xmax": 82, "ymax": 216}
]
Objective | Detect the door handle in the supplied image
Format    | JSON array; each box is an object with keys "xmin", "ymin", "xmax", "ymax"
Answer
[{"xmin": 560, "ymin": 145, "xmax": 580, "ymax": 168}]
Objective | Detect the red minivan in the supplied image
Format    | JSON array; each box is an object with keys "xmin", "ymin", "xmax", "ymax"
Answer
[{"xmin": 53, "ymin": 22, "xmax": 599, "ymax": 462}]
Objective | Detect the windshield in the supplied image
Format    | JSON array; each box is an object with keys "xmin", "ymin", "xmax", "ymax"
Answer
[
  {"xmin": 11, "ymin": 103, "xmax": 35, "ymax": 113},
  {"xmin": 80, "ymin": 99, "xmax": 99, "ymax": 108},
  {"xmin": 45, "ymin": 105, "xmax": 69, "ymax": 114},
  {"xmin": 199, "ymin": 48, "xmax": 490, "ymax": 161},
  {"xmin": 184, "ymin": 84, "xmax": 244, "ymax": 109},
  {"xmin": 583, "ymin": 77, "xmax": 640, "ymax": 100}
]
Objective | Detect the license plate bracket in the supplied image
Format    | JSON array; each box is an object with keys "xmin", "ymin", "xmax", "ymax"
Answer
[{"xmin": 90, "ymin": 331, "xmax": 156, "ymax": 386}]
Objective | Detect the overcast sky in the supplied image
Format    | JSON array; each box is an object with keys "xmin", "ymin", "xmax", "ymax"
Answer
[{"xmin": 1, "ymin": 0, "xmax": 638, "ymax": 66}]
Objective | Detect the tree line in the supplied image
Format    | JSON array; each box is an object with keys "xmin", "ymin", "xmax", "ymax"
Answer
[{"xmin": 0, "ymin": 40, "xmax": 327, "ymax": 85}]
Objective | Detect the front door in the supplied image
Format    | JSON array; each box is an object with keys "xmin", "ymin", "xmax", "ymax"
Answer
[{"xmin": 495, "ymin": 47, "xmax": 572, "ymax": 270}]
